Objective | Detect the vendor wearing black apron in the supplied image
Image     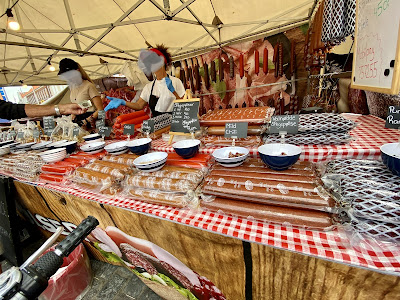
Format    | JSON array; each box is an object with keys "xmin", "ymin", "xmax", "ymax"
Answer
[{"xmin": 104, "ymin": 45, "xmax": 185, "ymax": 117}]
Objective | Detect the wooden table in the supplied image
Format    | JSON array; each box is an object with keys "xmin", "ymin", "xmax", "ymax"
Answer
[{"xmin": 14, "ymin": 181, "xmax": 400, "ymax": 300}]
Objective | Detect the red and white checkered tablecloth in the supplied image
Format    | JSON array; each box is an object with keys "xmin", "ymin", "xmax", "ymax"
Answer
[
  {"xmin": 11, "ymin": 178, "xmax": 399, "ymax": 276},
  {"xmin": 151, "ymin": 114, "xmax": 400, "ymax": 162}
]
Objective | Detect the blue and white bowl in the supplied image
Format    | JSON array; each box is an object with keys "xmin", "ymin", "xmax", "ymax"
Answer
[
  {"xmin": 105, "ymin": 141, "xmax": 128, "ymax": 155},
  {"xmin": 0, "ymin": 145, "xmax": 10, "ymax": 156},
  {"xmin": 258, "ymin": 143, "xmax": 302, "ymax": 171},
  {"xmin": 173, "ymin": 139, "xmax": 201, "ymax": 159},
  {"xmin": 133, "ymin": 152, "xmax": 168, "ymax": 172},
  {"xmin": 380, "ymin": 143, "xmax": 400, "ymax": 176},
  {"xmin": 8, "ymin": 142, "xmax": 20, "ymax": 150},
  {"xmin": 80, "ymin": 141, "xmax": 106, "ymax": 154},
  {"xmin": 15, "ymin": 142, "xmax": 36, "ymax": 151},
  {"xmin": 39, "ymin": 148, "xmax": 67, "ymax": 163},
  {"xmin": 127, "ymin": 138, "xmax": 152, "ymax": 155},
  {"xmin": 0, "ymin": 140, "xmax": 15, "ymax": 147},
  {"xmin": 59, "ymin": 141, "xmax": 78, "ymax": 154},
  {"xmin": 46, "ymin": 140, "xmax": 68, "ymax": 149},
  {"xmin": 212, "ymin": 146, "xmax": 249, "ymax": 167},
  {"xmin": 83, "ymin": 133, "xmax": 102, "ymax": 143},
  {"xmin": 32, "ymin": 141, "xmax": 52, "ymax": 150}
]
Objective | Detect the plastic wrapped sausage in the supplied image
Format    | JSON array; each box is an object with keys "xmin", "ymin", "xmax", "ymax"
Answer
[
  {"xmin": 95, "ymin": 160, "xmax": 133, "ymax": 174},
  {"xmin": 64, "ymin": 157, "xmax": 90, "ymax": 166},
  {"xmin": 72, "ymin": 168, "xmax": 114, "ymax": 186},
  {"xmin": 39, "ymin": 173, "xmax": 67, "ymax": 184},
  {"xmin": 135, "ymin": 168, "xmax": 203, "ymax": 185},
  {"xmin": 212, "ymin": 163, "xmax": 315, "ymax": 177},
  {"xmin": 202, "ymin": 197, "xmax": 333, "ymax": 230},
  {"xmin": 125, "ymin": 175, "xmax": 198, "ymax": 192},
  {"xmin": 41, "ymin": 164, "xmax": 75, "ymax": 175},
  {"xmin": 125, "ymin": 188, "xmax": 196, "ymax": 208},
  {"xmin": 199, "ymin": 107, "xmax": 275, "ymax": 126},
  {"xmin": 102, "ymin": 155, "xmax": 137, "ymax": 166},
  {"xmin": 85, "ymin": 163, "xmax": 126, "ymax": 180}
]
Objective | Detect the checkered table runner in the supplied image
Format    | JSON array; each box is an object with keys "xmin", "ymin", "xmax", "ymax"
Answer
[{"xmin": 152, "ymin": 114, "xmax": 400, "ymax": 162}]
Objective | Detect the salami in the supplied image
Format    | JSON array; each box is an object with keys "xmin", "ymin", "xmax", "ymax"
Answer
[
  {"xmin": 239, "ymin": 54, "xmax": 244, "ymax": 78},
  {"xmin": 120, "ymin": 243, "xmax": 158, "ymax": 275},
  {"xmin": 254, "ymin": 50, "xmax": 259, "ymax": 75},
  {"xmin": 218, "ymin": 56, "xmax": 224, "ymax": 80},
  {"xmin": 203, "ymin": 62, "xmax": 210, "ymax": 89},
  {"xmin": 263, "ymin": 48, "xmax": 268, "ymax": 74},
  {"xmin": 210, "ymin": 60, "xmax": 216, "ymax": 82},
  {"xmin": 229, "ymin": 56, "xmax": 234, "ymax": 79}
]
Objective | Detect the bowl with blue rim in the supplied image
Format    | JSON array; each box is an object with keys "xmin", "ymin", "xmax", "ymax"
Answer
[
  {"xmin": 380, "ymin": 143, "xmax": 400, "ymax": 176},
  {"xmin": 126, "ymin": 138, "xmax": 152, "ymax": 155},
  {"xmin": 80, "ymin": 141, "xmax": 106, "ymax": 154},
  {"xmin": 173, "ymin": 139, "xmax": 201, "ymax": 159},
  {"xmin": 104, "ymin": 141, "xmax": 128, "ymax": 155},
  {"xmin": 258, "ymin": 143, "xmax": 302, "ymax": 171},
  {"xmin": 133, "ymin": 152, "xmax": 168, "ymax": 172},
  {"xmin": 212, "ymin": 146, "xmax": 249, "ymax": 167}
]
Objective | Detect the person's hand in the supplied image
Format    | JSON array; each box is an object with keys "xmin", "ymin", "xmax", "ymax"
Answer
[
  {"xmin": 165, "ymin": 77, "xmax": 175, "ymax": 93},
  {"xmin": 59, "ymin": 103, "xmax": 87, "ymax": 115},
  {"xmin": 104, "ymin": 96, "xmax": 126, "ymax": 111}
]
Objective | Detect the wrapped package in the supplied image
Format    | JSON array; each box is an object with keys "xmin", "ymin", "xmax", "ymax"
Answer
[
  {"xmin": 84, "ymin": 163, "xmax": 127, "ymax": 180},
  {"xmin": 263, "ymin": 131, "xmax": 352, "ymax": 145},
  {"xmin": 71, "ymin": 168, "xmax": 117, "ymax": 192},
  {"xmin": 41, "ymin": 164, "xmax": 75, "ymax": 176},
  {"xmin": 202, "ymin": 197, "xmax": 334, "ymax": 230},
  {"xmin": 39, "ymin": 173, "xmax": 68, "ymax": 184},
  {"xmin": 125, "ymin": 188, "xmax": 197, "ymax": 208},
  {"xmin": 135, "ymin": 168, "xmax": 203, "ymax": 185},
  {"xmin": 207, "ymin": 125, "xmax": 266, "ymax": 136},
  {"xmin": 125, "ymin": 175, "xmax": 198, "ymax": 192},
  {"xmin": 201, "ymin": 135, "xmax": 262, "ymax": 148},
  {"xmin": 102, "ymin": 154, "xmax": 138, "ymax": 166},
  {"xmin": 200, "ymin": 107, "xmax": 275, "ymax": 126},
  {"xmin": 298, "ymin": 113, "xmax": 356, "ymax": 133}
]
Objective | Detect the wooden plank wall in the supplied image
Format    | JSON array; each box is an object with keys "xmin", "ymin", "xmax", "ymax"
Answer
[{"xmin": 14, "ymin": 182, "xmax": 400, "ymax": 300}]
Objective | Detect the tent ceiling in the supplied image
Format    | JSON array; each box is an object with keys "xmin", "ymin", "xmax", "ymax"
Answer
[{"xmin": 0, "ymin": 0, "xmax": 315, "ymax": 86}]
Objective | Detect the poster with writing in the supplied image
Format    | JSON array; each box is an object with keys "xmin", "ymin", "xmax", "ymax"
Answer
[
  {"xmin": 170, "ymin": 101, "xmax": 200, "ymax": 134},
  {"xmin": 352, "ymin": 0, "xmax": 400, "ymax": 94}
]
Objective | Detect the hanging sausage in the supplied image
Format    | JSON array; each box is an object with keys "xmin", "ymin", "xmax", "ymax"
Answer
[
  {"xmin": 263, "ymin": 48, "xmax": 268, "ymax": 74},
  {"xmin": 254, "ymin": 50, "xmax": 259, "ymax": 75},
  {"xmin": 218, "ymin": 56, "xmax": 224, "ymax": 81},
  {"xmin": 188, "ymin": 67, "xmax": 195, "ymax": 93},
  {"xmin": 239, "ymin": 53, "xmax": 244, "ymax": 78},
  {"xmin": 290, "ymin": 41, "xmax": 296, "ymax": 76},
  {"xmin": 194, "ymin": 62, "xmax": 200, "ymax": 91},
  {"xmin": 278, "ymin": 42, "xmax": 283, "ymax": 77},
  {"xmin": 210, "ymin": 60, "xmax": 216, "ymax": 82},
  {"xmin": 184, "ymin": 59, "xmax": 190, "ymax": 83},
  {"xmin": 180, "ymin": 69, "xmax": 187, "ymax": 89},
  {"xmin": 203, "ymin": 62, "xmax": 210, "ymax": 89},
  {"xmin": 273, "ymin": 44, "xmax": 279, "ymax": 78},
  {"xmin": 229, "ymin": 56, "xmax": 234, "ymax": 79}
]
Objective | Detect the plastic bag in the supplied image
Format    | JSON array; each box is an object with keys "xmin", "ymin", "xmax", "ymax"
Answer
[{"xmin": 124, "ymin": 174, "xmax": 198, "ymax": 193}]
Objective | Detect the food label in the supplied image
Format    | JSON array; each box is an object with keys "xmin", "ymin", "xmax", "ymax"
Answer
[
  {"xmin": 96, "ymin": 119, "xmax": 105, "ymax": 129},
  {"xmin": 385, "ymin": 106, "xmax": 400, "ymax": 129},
  {"xmin": 97, "ymin": 110, "xmax": 106, "ymax": 120},
  {"xmin": 72, "ymin": 127, "xmax": 80, "ymax": 138},
  {"xmin": 142, "ymin": 120, "xmax": 155, "ymax": 133},
  {"xmin": 33, "ymin": 128, "xmax": 40, "ymax": 139},
  {"xmin": 17, "ymin": 132, "xmax": 24, "ymax": 139},
  {"xmin": 43, "ymin": 116, "xmax": 55, "ymax": 131},
  {"xmin": 171, "ymin": 101, "xmax": 200, "ymax": 134},
  {"xmin": 98, "ymin": 126, "xmax": 111, "ymax": 137},
  {"xmin": 123, "ymin": 124, "xmax": 135, "ymax": 136},
  {"xmin": 224, "ymin": 122, "xmax": 248, "ymax": 139},
  {"xmin": 269, "ymin": 115, "xmax": 299, "ymax": 134}
]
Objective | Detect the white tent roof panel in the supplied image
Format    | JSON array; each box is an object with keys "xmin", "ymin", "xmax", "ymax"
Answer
[{"xmin": 0, "ymin": 0, "xmax": 315, "ymax": 86}]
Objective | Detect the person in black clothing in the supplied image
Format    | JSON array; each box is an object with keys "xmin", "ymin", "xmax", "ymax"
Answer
[{"xmin": 0, "ymin": 101, "xmax": 86, "ymax": 120}]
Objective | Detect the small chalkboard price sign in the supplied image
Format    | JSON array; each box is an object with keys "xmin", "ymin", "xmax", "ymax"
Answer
[
  {"xmin": 98, "ymin": 126, "xmax": 111, "ymax": 137},
  {"xmin": 43, "ymin": 116, "xmax": 55, "ymax": 132},
  {"xmin": 269, "ymin": 115, "xmax": 299, "ymax": 134},
  {"xmin": 96, "ymin": 119, "xmax": 105, "ymax": 129},
  {"xmin": 124, "ymin": 124, "xmax": 135, "ymax": 136},
  {"xmin": 98, "ymin": 110, "xmax": 106, "ymax": 120},
  {"xmin": 33, "ymin": 128, "xmax": 40, "ymax": 139},
  {"xmin": 169, "ymin": 90, "xmax": 200, "ymax": 144},
  {"xmin": 17, "ymin": 131, "xmax": 24, "ymax": 139},
  {"xmin": 225, "ymin": 122, "xmax": 248, "ymax": 139},
  {"xmin": 142, "ymin": 120, "xmax": 155, "ymax": 133},
  {"xmin": 72, "ymin": 127, "xmax": 80, "ymax": 138},
  {"xmin": 385, "ymin": 106, "xmax": 400, "ymax": 129}
]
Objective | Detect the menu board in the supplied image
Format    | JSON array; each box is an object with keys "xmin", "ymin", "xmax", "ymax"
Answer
[
  {"xmin": 43, "ymin": 116, "xmax": 55, "ymax": 133},
  {"xmin": 351, "ymin": 0, "xmax": 400, "ymax": 94},
  {"xmin": 170, "ymin": 101, "xmax": 200, "ymax": 134}
]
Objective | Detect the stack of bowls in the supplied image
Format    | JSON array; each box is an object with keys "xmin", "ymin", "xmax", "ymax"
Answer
[
  {"xmin": 59, "ymin": 141, "xmax": 78, "ymax": 154},
  {"xmin": 31, "ymin": 141, "xmax": 52, "ymax": 151},
  {"xmin": 83, "ymin": 133, "xmax": 102, "ymax": 143},
  {"xmin": 133, "ymin": 152, "xmax": 168, "ymax": 172},
  {"xmin": 15, "ymin": 142, "xmax": 36, "ymax": 151},
  {"xmin": 8, "ymin": 142, "xmax": 20, "ymax": 152},
  {"xmin": 127, "ymin": 138, "xmax": 152, "ymax": 155},
  {"xmin": 46, "ymin": 140, "xmax": 68, "ymax": 150},
  {"xmin": 0, "ymin": 141, "xmax": 14, "ymax": 147},
  {"xmin": 105, "ymin": 141, "xmax": 128, "ymax": 155},
  {"xmin": 39, "ymin": 148, "xmax": 67, "ymax": 163},
  {"xmin": 380, "ymin": 143, "xmax": 400, "ymax": 176},
  {"xmin": 212, "ymin": 146, "xmax": 249, "ymax": 167},
  {"xmin": 258, "ymin": 143, "xmax": 302, "ymax": 171},
  {"xmin": 173, "ymin": 139, "xmax": 201, "ymax": 159},
  {"xmin": 80, "ymin": 141, "xmax": 105, "ymax": 154},
  {"xmin": 0, "ymin": 145, "xmax": 10, "ymax": 156}
]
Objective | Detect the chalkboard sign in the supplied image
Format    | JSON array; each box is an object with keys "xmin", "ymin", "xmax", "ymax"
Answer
[
  {"xmin": 45, "ymin": 129, "xmax": 53, "ymax": 136},
  {"xmin": 224, "ymin": 122, "xmax": 248, "ymax": 139},
  {"xmin": 124, "ymin": 124, "xmax": 135, "ymax": 136},
  {"xmin": 9, "ymin": 130, "xmax": 16, "ymax": 139},
  {"xmin": 351, "ymin": 0, "xmax": 400, "ymax": 94},
  {"xmin": 385, "ymin": 106, "xmax": 400, "ymax": 128},
  {"xmin": 98, "ymin": 110, "xmax": 106, "ymax": 120},
  {"xmin": 33, "ymin": 128, "xmax": 40, "ymax": 139},
  {"xmin": 171, "ymin": 101, "xmax": 200, "ymax": 134},
  {"xmin": 269, "ymin": 115, "xmax": 299, "ymax": 134},
  {"xmin": 43, "ymin": 116, "xmax": 55, "ymax": 131},
  {"xmin": 17, "ymin": 132, "xmax": 24, "ymax": 139},
  {"xmin": 142, "ymin": 120, "xmax": 155, "ymax": 133},
  {"xmin": 98, "ymin": 126, "xmax": 111, "ymax": 137},
  {"xmin": 72, "ymin": 127, "xmax": 80, "ymax": 138},
  {"xmin": 96, "ymin": 119, "xmax": 105, "ymax": 129}
]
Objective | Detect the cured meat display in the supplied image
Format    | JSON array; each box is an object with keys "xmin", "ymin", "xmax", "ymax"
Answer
[
  {"xmin": 264, "ymin": 131, "xmax": 352, "ymax": 145},
  {"xmin": 200, "ymin": 107, "xmax": 275, "ymax": 126},
  {"xmin": 321, "ymin": 159, "xmax": 400, "ymax": 244},
  {"xmin": 201, "ymin": 135, "xmax": 262, "ymax": 148},
  {"xmin": 140, "ymin": 113, "xmax": 172, "ymax": 133},
  {"xmin": 298, "ymin": 113, "xmax": 356, "ymax": 133},
  {"xmin": 201, "ymin": 159, "xmax": 335, "ymax": 228}
]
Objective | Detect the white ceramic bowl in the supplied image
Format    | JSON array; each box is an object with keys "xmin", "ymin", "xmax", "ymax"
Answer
[
  {"xmin": 105, "ymin": 141, "xmax": 128, "ymax": 154},
  {"xmin": 80, "ymin": 141, "xmax": 106, "ymax": 153},
  {"xmin": 40, "ymin": 148, "xmax": 66, "ymax": 163},
  {"xmin": 212, "ymin": 146, "xmax": 249, "ymax": 167},
  {"xmin": 0, "ymin": 146, "xmax": 10, "ymax": 156},
  {"xmin": 47, "ymin": 140, "xmax": 68, "ymax": 149},
  {"xmin": 32, "ymin": 141, "xmax": 52, "ymax": 150},
  {"xmin": 83, "ymin": 133, "xmax": 101, "ymax": 143},
  {"xmin": 16, "ymin": 142, "xmax": 36, "ymax": 150},
  {"xmin": 133, "ymin": 152, "xmax": 168, "ymax": 172}
]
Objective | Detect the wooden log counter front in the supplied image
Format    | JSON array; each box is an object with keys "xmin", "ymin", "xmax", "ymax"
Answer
[{"xmin": 14, "ymin": 181, "xmax": 400, "ymax": 300}]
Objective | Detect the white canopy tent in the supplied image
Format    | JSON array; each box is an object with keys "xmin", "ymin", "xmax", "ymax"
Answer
[{"xmin": 0, "ymin": 0, "xmax": 317, "ymax": 86}]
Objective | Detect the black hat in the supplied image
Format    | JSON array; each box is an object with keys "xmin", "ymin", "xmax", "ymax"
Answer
[{"xmin": 58, "ymin": 58, "xmax": 79, "ymax": 75}]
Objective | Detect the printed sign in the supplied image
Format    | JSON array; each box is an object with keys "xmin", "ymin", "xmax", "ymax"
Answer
[
  {"xmin": 171, "ymin": 101, "xmax": 200, "ymax": 134},
  {"xmin": 72, "ymin": 127, "xmax": 80, "ymax": 138},
  {"xmin": 142, "ymin": 120, "xmax": 155, "ymax": 133},
  {"xmin": 224, "ymin": 122, "xmax": 248, "ymax": 139},
  {"xmin": 43, "ymin": 116, "xmax": 55, "ymax": 130},
  {"xmin": 385, "ymin": 106, "xmax": 400, "ymax": 129},
  {"xmin": 269, "ymin": 115, "xmax": 299, "ymax": 134},
  {"xmin": 98, "ymin": 126, "xmax": 111, "ymax": 137},
  {"xmin": 123, "ymin": 124, "xmax": 135, "ymax": 136},
  {"xmin": 98, "ymin": 110, "xmax": 106, "ymax": 120}
]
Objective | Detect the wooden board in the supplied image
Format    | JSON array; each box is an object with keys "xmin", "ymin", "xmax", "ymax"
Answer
[{"xmin": 14, "ymin": 181, "xmax": 400, "ymax": 300}]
